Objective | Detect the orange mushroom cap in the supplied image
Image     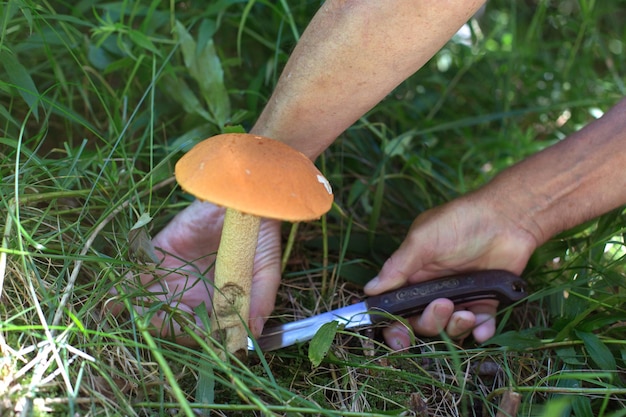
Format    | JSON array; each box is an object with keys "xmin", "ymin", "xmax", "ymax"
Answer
[{"xmin": 175, "ymin": 133, "xmax": 334, "ymax": 221}]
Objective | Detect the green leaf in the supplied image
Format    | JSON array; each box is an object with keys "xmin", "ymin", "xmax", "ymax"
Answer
[
  {"xmin": 538, "ymin": 397, "xmax": 571, "ymax": 417},
  {"xmin": 383, "ymin": 133, "xmax": 414, "ymax": 158},
  {"xmin": 554, "ymin": 346, "xmax": 585, "ymax": 366},
  {"xmin": 571, "ymin": 395, "xmax": 594, "ymax": 417},
  {"xmin": 487, "ymin": 330, "xmax": 544, "ymax": 350},
  {"xmin": 168, "ymin": 124, "xmax": 215, "ymax": 152},
  {"xmin": 195, "ymin": 359, "xmax": 215, "ymax": 416},
  {"xmin": 128, "ymin": 228, "xmax": 159, "ymax": 264},
  {"xmin": 0, "ymin": 102, "xmax": 20, "ymax": 130},
  {"xmin": 197, "ymin": 18, "xmax": 218, "ymax": 48},
  {"xmin": 131, "ymin": 212, "xmax": 153, "ymax": 230},
  {"xmin": 87, "ymin": 44, "xmax": 113, "ymax": 70},
  {"xmin": 0, "ymin": 49, "xmax": 40, "ymax": 120},
  {"xmin": 175, "ymin": 20, "xmax": 230, "ymax": 127},
  {"xmin": 308, "ymin": 321, "xmax": 340, "ymax": 368},
  {"xmin": 575, "ymin": 330, "xmax": 617, "ymax": 371},
  {"xmin": 127, "ymin": 29, "xmax": 161, "ymax": 56},
  {"xmin": 223, "ymin": 124, "xmax": 247, "ymax": 134},
  {"xmin": 161, "ymin": 74, "xmax": 214, "ymax": 122}
]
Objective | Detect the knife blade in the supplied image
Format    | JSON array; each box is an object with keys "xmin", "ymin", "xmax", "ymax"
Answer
[{"xmin": 248, "ymin": 270, "xmax": 526, "ymax": 351}]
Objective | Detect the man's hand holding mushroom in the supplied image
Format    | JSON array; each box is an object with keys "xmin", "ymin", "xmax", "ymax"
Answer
[{"xmin": 109, "ymin": 200, "xmax": 282, "ymax": 347}]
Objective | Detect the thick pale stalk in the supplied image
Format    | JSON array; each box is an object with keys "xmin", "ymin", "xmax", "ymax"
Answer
[{"xmin": 210, "ymin": 208, "xmax": 261, "ymax": 358}]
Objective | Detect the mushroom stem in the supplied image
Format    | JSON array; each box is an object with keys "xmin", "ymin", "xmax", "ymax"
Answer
[{"xmin": 210, "ymin": 207, "xmax": 261, "ymax": 358}]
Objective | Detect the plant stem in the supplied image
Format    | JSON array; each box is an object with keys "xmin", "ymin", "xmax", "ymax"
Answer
[{"xmin": 281, "ymin": 222, "xmax": 299, "ymax": 273}]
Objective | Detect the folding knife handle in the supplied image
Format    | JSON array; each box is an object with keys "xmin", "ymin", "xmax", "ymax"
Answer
[{"xmin": 365, "ymin": 270, "xmax": 526, "ymax": 323}]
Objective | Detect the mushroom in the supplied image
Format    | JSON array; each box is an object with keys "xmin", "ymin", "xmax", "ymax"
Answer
[{"xmin": 174, "ymin": 133, "xmax": 333, "ymax": 358}]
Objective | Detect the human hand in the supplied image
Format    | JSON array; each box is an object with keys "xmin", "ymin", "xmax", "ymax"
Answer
[
  {"xmin": 108, "ymin": 200, "xmax": 281, "ymax": 346},
  {"xmin": 364, "ymin": 192, "xmax": 538, "ymax": 349}
]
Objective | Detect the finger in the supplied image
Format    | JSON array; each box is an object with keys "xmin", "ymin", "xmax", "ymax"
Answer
[
  {"xmin": 382, "ymin": 311, "xmax": 476, "ymax": 351},
  {"xmin": 407, "ymin": 298, "xmax": 455, "ymax": 337},
  {"xmin": 131, "ymin": 302, "xmax": 204, "ymax": 347},
  {"xmin": 106, "ymin": 270, "xmax": 214, "ymax": 339},
  {"xmin": 248, "ymin": 219, "xmax": 282, "ymax": 337},
  {"xmin": 105, "ymin": 287, "xmax": 124, "ymax": 316},
  {"xmin": 443, "ymin": 310, "xmax": 476, "ymax": 339},
  {"xmin": 249, "ymin": 269, "xmax": 280, "ymax": 337},
  {"xmin": 363, "ymin": 249, "xmax": 420, "ymax": 295},
  {"xmin": 382, "ymin": 321, "xmax": 413, "ymax": 350},
  {"xmin": 466, "ymin": 302, "xmax": 498, "ymax": 343},
  {"xmin": 416, "ymin": 300, "xmax": 498, "ymax": 342},
  {"xmin": 382, "ymin": 300, "xmax": 495, "ymax": 350},
  {"xmin": 364, "ymin": 212, "xmax": 454, "ymax": 295},
  {"xmin": 151, "ymin": 200, "xmax": 225, "ymax": 266},
  {"xmin": 105, "ymin": 284, "xmax": 207, "ymax": 347},
  {"xmin": 383, "ymin": 299, "xmax": 457, "ymax": 351},
  {"xmin": 472, "ymin": 314, "xmax": 496, "ymax": 343},
  {"xmin": 363, "ymin": 217, "xmax": 433, "ymax": 295}
]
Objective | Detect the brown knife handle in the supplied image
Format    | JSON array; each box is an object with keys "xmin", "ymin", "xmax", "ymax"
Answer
[{"xmin": 365, "ymin": 270, "xmax": 526, "ymax": 324}]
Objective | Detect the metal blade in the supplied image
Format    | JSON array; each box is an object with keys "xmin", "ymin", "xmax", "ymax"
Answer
[{"xmin": 248, "ymin": 301, "xmax": 373, "ymax": 351}]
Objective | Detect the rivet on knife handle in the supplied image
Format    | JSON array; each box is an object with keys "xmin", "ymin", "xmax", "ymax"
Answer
[{"xmin": 365, "ymin": 270, "xmax": 526, "ymax": 324}]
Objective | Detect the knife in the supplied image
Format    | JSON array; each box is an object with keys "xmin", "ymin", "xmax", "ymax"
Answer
[{"xmin": 248, "ymin": 270, "xmax": 526, "ymax": 351}]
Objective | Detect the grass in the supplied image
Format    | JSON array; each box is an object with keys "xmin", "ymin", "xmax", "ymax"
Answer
[{"xmin": 1, "ymin": 0, "xmax": 626, "ymax": 415}]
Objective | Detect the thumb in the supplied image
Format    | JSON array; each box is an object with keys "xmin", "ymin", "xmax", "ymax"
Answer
[
  {"xmin": 364, "ymin": 208, "xmax": 449, "ymax": 295},
  {"xmin": 249, "ymin": 262, "xmax": 280, "ymax": 337},
  {"xmin": 248, "ymin": 218, "xmax": 282, "ymax": 337},
  {"xmin": 364, "ymin": 241, "xmax": 424, "ymax": 295}
]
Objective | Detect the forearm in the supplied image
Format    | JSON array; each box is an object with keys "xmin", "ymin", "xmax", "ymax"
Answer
[
  {"xmin": 485, "ymin": 98, "xmax": 626, "ymax": 245},
  {"xmin": 251, "ymin": 0, "xmax": 485, "ymax": 159}
]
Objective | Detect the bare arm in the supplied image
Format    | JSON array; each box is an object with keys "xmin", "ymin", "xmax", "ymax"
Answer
[
  {"xmin": 251, "ymin": 0, "xmax": 486, "ymax": 159},
  {"xmin": 489, "ymin": 98, "xmax": 626, "ymax": 246}
]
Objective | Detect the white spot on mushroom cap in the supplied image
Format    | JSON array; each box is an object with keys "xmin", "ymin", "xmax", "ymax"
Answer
[{"xmin": 317, "ymin": 175, "xmax": 332, "ymax": 195}]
